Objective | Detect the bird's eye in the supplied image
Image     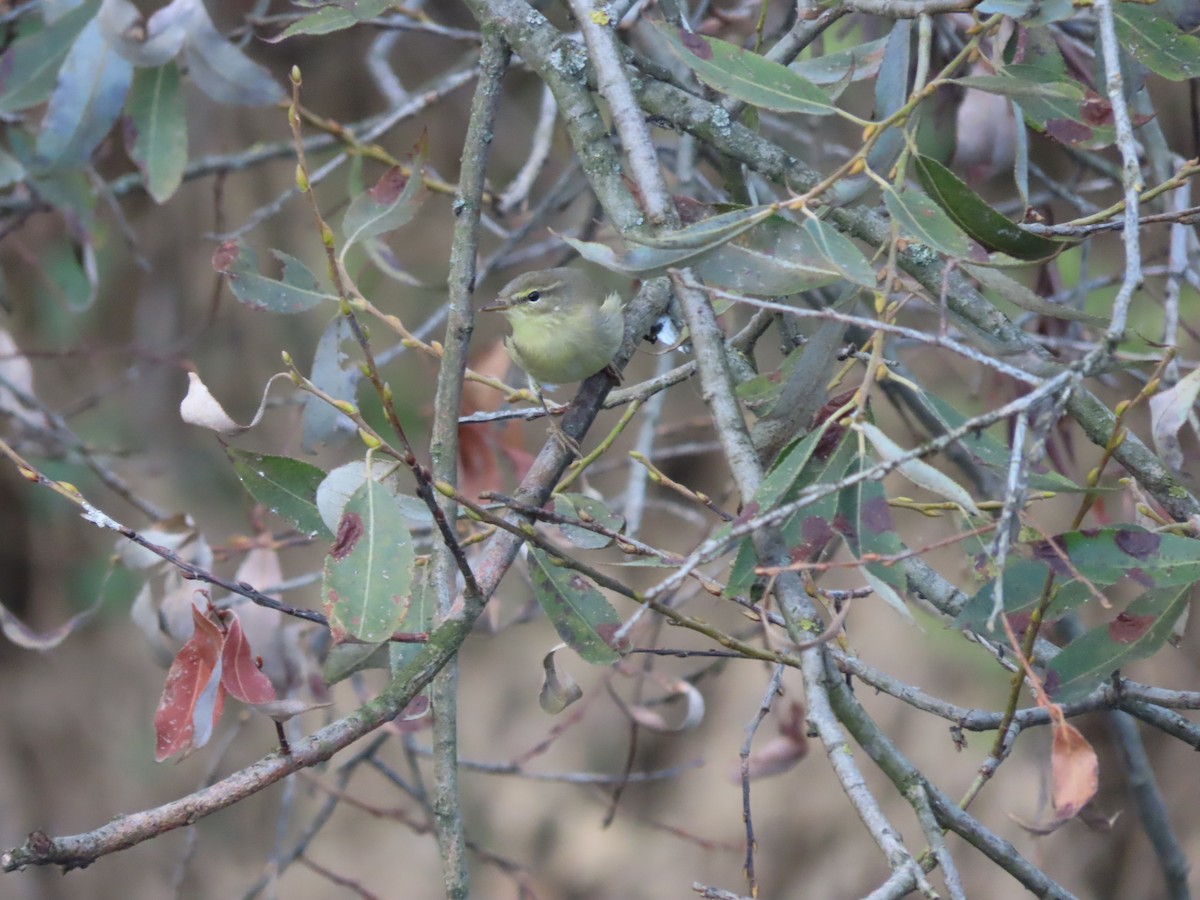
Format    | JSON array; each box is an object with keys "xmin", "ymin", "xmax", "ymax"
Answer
[{"xmin": 526, "ymin": 290, "xmax": 540, "ymax": 302}]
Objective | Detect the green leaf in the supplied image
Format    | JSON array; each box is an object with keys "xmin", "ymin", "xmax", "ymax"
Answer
[
  {"xmin": 276, "ymin": 6, "xmax": 361, "ymax": 40},
  {"xmin": 564, "ymin": 205, "xmax": 774, "ymax": 276},
  {"xmin": 125, "ymin": 63, "xmax": 187, "ymax": 203},
  {"xmin": 37, "ymin": 233, "xmax": 97, "ymax": 311},
  {"xmin": 35, "ymin": 18, "xmax": 133, "ymax": 171},
  {"xmin": 1030, "ymin": 528, "xmax": 1200, "ymax": 588},
  {"xmin": 342, "ymin": 134, "xmax": 427, "ymax": 250},
  {"xmin": 226, "ymin": 447, "xmax": 331, "ymax": 539},
  {"xmin": 1048, "ymin": 583, "xmax": 1193, "ymax": 702},
  {"xmin": 736, "ymin": 344, "xmax": 805, "ymax": 415},
  {"xmin": 882, "ymin": 184, "xmax": 973, "ymax": 259},
  {"xmin": 323, "ymin": 480, "xmax": 416, "ymax": 644},
  {"xmin": 390, "ymin": 561, "xmax": 434, "ymax": 674},
  {"xmin": 527, "ymin": 548, "xmax": 622, "ymax": 665},
  {"xmin": 1113, "ymin": 1, "xmax": 1200, "ymax": 82},
  {"xmin": 272, "ymin": 0, "xmax": 395, "ymax": 41},
  {"xmin": 998, "ymin": 65, "xmax": 1115, "ymax": 149},
  {"xmin": 657, "ymin": 23, "xmax": 835, "ymax": 115},
  {"xmin": 976, "ymin": 0, "xmax": 1073, "ymax": 25},
  {"xmin": 954, "ymin": 74, "xmax": 1084, "ymax": 102},
  {"xmin": 212, "ymin": 239, "xmax": 335, "ymax": 313},
  {"xmin": 0, "ymin": 2, "xmax": 97, "ymax": 114},
  {"xmin": 725, "ymin": 431, "xmax": 854, "ymax": 599},
  {"xmin": 322, "ymin": 640, "xmax": 390, "ymax": 684},
  {"xmin": 183, "ymin": 2, "xmax": 284, "ymax": 106},
  {"xmin": 912, "ymin": 155, "xmax": 1063, "ymax": 260},
  {"xmin": 303, "ymin": 315, "xmax": 357, "ymax": 452},
  {"xmin": 955, "ymin": 558, "xmax": 1054, "ymax": 631},
  {"xmin": 962, "ymin": 264, "xmax": 1108, "ymax": 326},
  {"xmin": 801, "ymin": 215, "xmax": 877, "ymax": 287},
  {"xmin": 790, "ymin": 36, "xmax": 888, "ymax": 85},
  {"xmin": 316, "ymin": 459, "xmax": 432, "ymax": 536},
  {"xmin": 630, "ymin": 205, "xmax": 776, "ymax": 250},
  {"xmin": 907, "ymin": 390, "xmax": 1084, "ymax": 493},
  {"xmin": 836, "ymin": 448, "xmax": 913, "ymax": 622},
  {"xmin": 553, "ymin": 493, "xmax": 625, "ymax": 550}
]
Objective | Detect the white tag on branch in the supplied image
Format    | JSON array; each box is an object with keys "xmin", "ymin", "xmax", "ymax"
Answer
[
  {"xmin": 857, "ymin": 421, "xmax": 983, "ymax": 517},
  {"xmin": 180, "ymin": 371, "xmax": 289, "ymax": 435},
  {"xmin": 1149, "ymin": 366, "xmax": 1200, "ymax": 471}
]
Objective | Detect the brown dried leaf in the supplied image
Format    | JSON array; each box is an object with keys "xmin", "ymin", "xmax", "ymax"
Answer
[{"xmin": 153, "ymin": 607, "xmax": 227, "ymax": 762}]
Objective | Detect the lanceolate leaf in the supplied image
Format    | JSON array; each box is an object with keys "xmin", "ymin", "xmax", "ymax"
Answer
[
  {"xmin": 323, "ymin": 480, "xmax": 416, "ymax": 645},
  {"xmin": 629, "ymin": 205, "xmax": 776, "ymax": 250},
  {"xmin": 881, "ymin": 184, "xmax": 973, "ymax": 258},
  {"xmin": 954, "ymin": 73, "xmax": 1083, "ymax": 102},
  {"xmin": 836, "ymin": 449, "xmax": 914, "ymax": 622},
  {"xmin": 272, "ymin": 0, "xmax": 395, "ymax": 41},
  {"xmin": 963, "ymin": 264, "xmax": 1108, "ymax": 326},
  {"xmin": 183, "ymin": 2, "xmax": 284, "ymax": 105},
  {"xmin": 1113, "ymin": 1, "xmax": 1200, "ymax": 82},
  {"xmin": 790, "ymin": 36, "xmax": 888, "ymax": 85},
  {"xmin": 959, "ymin": 528, "xmax": 1200, "ymax": 629},
  {"xmin": 212, "ymin": 240, "xmax": 335, "ymax": 313},
  {"xmin": 303, "ymin": 315, "xmax": 357, "ymax": 452},
  {"xmin": 125, "ymin": 63, "xmax": 187, "ymax": 203},
  {"xmin": 907, "ymin": 390, "xmax": 1083, "ymax": 493},
  {"xmin": 564, "ymin": 205, "xmax": 774, "ymax": 276},
  {"xmin": 1030, "ymin": 528, "xmax": 1200, "ymax": 588},
  {"xmin": 226, "ymin": 447, "xmax": 331, "ymax": 539},
  {"xmin": 1048, "ymin": 583, "xmax": 1193, "ymax": 702},
  {"xmin": 0, "ymin": 1, "xmax": 97, "ymax": 114},
  {"xmin": 35, "ymin": 18, "xmax": 133, "ymax": 170},
  {"xmin": 390, "ymin": 561, "xmax": 434, "ymax": 674},
  {"xmin": 658, "ymin": 23, "xmax": 835, "ymax": 116},
  {"xmin": 694, "ymin": 214, "xmax": 875, "ymax": 295},
  {"xmin": 527, "ymin": 548, "xmax": 622, "ymax": 665},
  {"xmin": 725, "ymin": 430, "xmax": 855, "ymax": 599},
  {"xmin": 341, "ymin": 134, "xmax": 428, "ymax": 252},
  {"xmin": 912, "ymin": 155, "xmax": 1063, "ymax": 260},
  {"xmin": 553, "ymin": 493, "xmax": 624, "ymax": 550}
]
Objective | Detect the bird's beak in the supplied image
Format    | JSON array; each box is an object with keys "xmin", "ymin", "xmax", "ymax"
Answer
[{"xmin": 480, "ymin": 299, "xmax": 508, "ymax": 312}]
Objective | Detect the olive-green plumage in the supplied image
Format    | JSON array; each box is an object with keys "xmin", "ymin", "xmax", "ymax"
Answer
[{"xmin": 483, "ymin": 268, "xmax": 624, "ymax": 386}]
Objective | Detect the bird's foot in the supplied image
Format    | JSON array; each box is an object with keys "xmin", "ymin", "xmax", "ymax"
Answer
[{"xmin": 547, "ymin": 417, "xmax": 583, "ymax": 458}]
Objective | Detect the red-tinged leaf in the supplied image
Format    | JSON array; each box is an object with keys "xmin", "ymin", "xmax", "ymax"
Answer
[
  {"xmin": 220, "ymin": 612, "xmax": 276, "ymax": 705},
  {"xmin": 153, "ymin": 607, "xmax": 227, "ymax": 762},
  {"xmin": 340, "ymin": 132, "xmax": 428, "ymax": 251},
  {"xmin": 1051, "ymin": 720, "xmax": 1098, "ymax": 819}
]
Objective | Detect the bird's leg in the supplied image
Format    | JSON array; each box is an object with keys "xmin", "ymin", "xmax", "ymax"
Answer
[{"xmin": 530, "ymin": 378, "xmax": 581, "ymax": 458}]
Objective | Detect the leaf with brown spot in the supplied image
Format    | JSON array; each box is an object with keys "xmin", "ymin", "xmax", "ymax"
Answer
[
  {"xmin": 527, "ymin": 548, "xmax": 621, "ymax": 665},
  {"xmin": 1049, "ymin": 583, "xmax": 1193, "ymax": 701},
  {"xmin": 323, "ymin": 481, "xmax": 416, "ymax": 645}
]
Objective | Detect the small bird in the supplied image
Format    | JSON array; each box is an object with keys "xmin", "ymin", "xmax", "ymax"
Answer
[{"xmin": 482, "ymin": 267, "xmax": 625, "ymax": 453}]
